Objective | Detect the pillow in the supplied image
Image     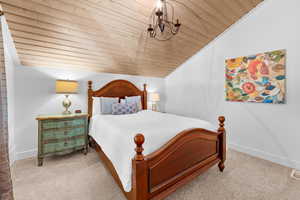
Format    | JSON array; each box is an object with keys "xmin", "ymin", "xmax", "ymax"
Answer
[
  {"xmin": 112, "ymin": 102, "xmax": 138, "ymax": 115},
  {"xmin": 125, "ymin": 96, "xmax": 142, "ymax": 111},
  {"xmin": 92, "ymin": 97, "xmax": 101, "ymax": 115},
  {"xmin": 120, "ymin": 99, "xmax": 126, "ymax": 104},
  {"xmin": 100, "ymin": 97, "xmax": 119, "ymax": 114}
]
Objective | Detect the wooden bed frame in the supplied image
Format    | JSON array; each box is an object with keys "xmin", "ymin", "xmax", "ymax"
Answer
[{"xmin": 88, "ymin": 80, "xmax": 226, "ymax": 200}]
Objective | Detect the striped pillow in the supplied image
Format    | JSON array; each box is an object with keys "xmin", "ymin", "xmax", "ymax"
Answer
[{"xmin": 112, "ymin": 102, "xmax": 138, "ymax": 115}]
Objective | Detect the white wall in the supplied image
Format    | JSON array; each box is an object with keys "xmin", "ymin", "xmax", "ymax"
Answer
[
  {"xmin": 2, "ymin": 17, "xmax": 20, "ymax": 165},
  {"xmin": 165, "ymin": 0, "xmax": 300, "ymax": 169},
  {"xmin": 13, "ymin": 66, "xmax": 165, "ymax": 160},
  {"xmin": 4, "ymin": 45, "xmax": 15, "ymax": 164}
]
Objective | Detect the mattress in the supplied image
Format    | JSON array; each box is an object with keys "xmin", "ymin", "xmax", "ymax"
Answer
[{"xmin": 89, "ymin": 110, "xmax": 217, "ymax": 192}]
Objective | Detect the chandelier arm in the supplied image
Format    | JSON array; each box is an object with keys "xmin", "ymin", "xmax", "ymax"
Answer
[
  {"xmin": 166, "ymin": 2, "xmax": 178, "ymax": 35},
  {"xmin": 154, "ymin": 20, "xmax": 159, "ymax": 35},
  {"xmin": 168, "ymin": 0, "xmax": 208, "ymax": 34},
  {"xmin": 163, "ymin": 0, "xmax": 168, "ymax": 22},
  {"xmin": 152, "ymin": 14, "xmax": 156, "ymax": 26},
  {"xmin": 171, "ymin": 24, "xmax": 177, "ymax": 35},
  {"xmin": 154, "ymin": 34, "xmax": 173, "ymax": 41},
  {"xmin": 166, "ymin": 1, "xmax": 175, "ymax": 24},
  {"xmin": 149, "ymin": 9, "xmax": 156, "ymax": 24},
  {"xmin": 172, "ymin": 6, "xmax": 177, "ymax": 35}
]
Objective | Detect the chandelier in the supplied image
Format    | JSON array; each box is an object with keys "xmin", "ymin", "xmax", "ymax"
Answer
[{"xmin": 147, "ymin": 0, "xmax": 181, "ymax": 41}]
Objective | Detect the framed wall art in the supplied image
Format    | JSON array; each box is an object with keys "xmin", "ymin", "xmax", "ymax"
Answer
[{"xmin": 225, "ymin": 49, "xmax": 286, "ymax": 104}]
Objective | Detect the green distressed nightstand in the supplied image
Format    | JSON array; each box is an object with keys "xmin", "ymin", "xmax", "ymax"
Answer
[{"xmin": 36, "ymin": 113, "xmax": 89, "ymax": 166}]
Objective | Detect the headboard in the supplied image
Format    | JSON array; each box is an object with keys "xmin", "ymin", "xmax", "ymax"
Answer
[{"xmin": 88, "ymin": 80, "xmax": 147, "ymax": 119}]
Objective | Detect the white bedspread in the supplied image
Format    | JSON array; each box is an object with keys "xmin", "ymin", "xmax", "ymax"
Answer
[{"xmin": 89, "ymin": 110, "xmax": 217, "ymax": 192}]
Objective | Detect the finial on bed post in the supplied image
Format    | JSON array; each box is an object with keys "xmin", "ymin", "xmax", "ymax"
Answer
[
  {"xmin": 88, "ymin": 81, "xmax": 93, "ymax": 121},
  {"xmin": 134, "ymin": 134, "xmax": 145, "ymax": 161},
  {"xmin": 218, "ymin": 116, "xmax": 226, "ymax": 172},
  {"xmin": 88, "ymin": 81, "xmax": 92, "ymax": 90},
  {"xmin": 218, "ymin": 116, "xmax": 225, "ymax": 133}
]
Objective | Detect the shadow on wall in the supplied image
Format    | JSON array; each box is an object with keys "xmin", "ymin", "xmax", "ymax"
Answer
[{"xmin": 241, "ymin": 104, "xmax": 297, "ymax": 168}]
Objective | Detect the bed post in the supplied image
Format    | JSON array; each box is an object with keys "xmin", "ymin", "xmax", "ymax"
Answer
[
  {"xmin": 143, "ymin": 84, "xmax": 147, "ymax": 110},
  {"xmin": 88, "ymin": 81, "xmax": 96, "ymax": 148},
  {"xmin": 132, "ymin": 134, "xmax": 148, "ymax": 200},
  {"xmin": 218, "ymin": 116, "xmax": 226, "ymax": 172},
  {"xmin": 88, "ymin": 81, "xmax": 93, "ymax": 120}
]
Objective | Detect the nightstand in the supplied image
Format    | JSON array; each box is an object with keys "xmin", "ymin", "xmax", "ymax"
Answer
[{"xmin": 36, "ymin": 113, "xmax": 89, "ymax": 166}]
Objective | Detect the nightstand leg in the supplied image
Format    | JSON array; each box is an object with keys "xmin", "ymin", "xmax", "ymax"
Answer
[
  {"xmin": 38, "ymin": 157, "xmax": 43, "ymax": 166},
  {"xmin": 83, "ymin": 146, "xmax": 88, "ymax": 155}
]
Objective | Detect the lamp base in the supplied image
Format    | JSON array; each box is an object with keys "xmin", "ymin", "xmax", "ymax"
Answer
[
  {"xmin": 291, "ymin": 169, "xmax": 300, "ymax": 180},
  {"xmin": 62, "ymin": 94, "xmax": 72, "ymax": 115},
  {"xmin": 152, "ymin": 103, "xmax": 158, "ymax": 112},
  {"xmin": 62, "ymin": 110, "xmax": 72, "ymax": 115}
]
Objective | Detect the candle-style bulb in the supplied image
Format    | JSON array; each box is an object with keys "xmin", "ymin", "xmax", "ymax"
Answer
[{"xmin": 156, "ymin": 0, "xmax": 162, "ymax": 10}]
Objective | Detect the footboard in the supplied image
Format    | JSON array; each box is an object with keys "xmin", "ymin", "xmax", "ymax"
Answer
[{"xmin": 132, "ymin": 116, "xmax": 226, "ymax": 200}]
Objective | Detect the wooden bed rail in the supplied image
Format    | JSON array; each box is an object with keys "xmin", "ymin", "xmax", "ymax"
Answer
[{"xmin": 132, "ymin": 116, "xmax": 226, "ymax": 200}]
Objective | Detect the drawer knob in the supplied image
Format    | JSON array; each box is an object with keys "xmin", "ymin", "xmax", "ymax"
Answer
[{"xmin": 64, "ymin": 142, "xmax": 68, "ymax": 146}]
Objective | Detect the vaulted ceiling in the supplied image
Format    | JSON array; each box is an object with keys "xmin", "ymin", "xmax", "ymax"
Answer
[{"xmin": 0, "ymin": 0, "xmax": 263, "ymax": 77}]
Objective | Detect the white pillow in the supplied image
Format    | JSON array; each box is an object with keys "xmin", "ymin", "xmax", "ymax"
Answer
[
  {"xmin": 100, "ymin": 97, "xmax": 119, "ymax": 114},
  {"xmin": 120, "ymin": 99, "xmax": 126, "ymax": 104},
  {"xmin": 92, "ymin": 97, "xmax": 101, "ymax": 115},
  {"xmin": 125, "ymin": 96, "xmax": 142, "ymax": 111}
]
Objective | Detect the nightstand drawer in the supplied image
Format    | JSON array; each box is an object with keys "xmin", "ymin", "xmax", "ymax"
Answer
[
  {"xmin": 43, "ymin": 137, "xmax": 85, "ymax": 154},
  {"xmin": 43, "ymin": 127, "xmax": 85, "ymax": 140},
  {"xmin": 42, "ymin": 119, "xmax": 85, "ymax": 130}
]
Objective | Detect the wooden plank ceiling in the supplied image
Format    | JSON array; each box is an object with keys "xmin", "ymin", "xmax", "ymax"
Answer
[{"xmin": 0, "ymin": 0, "xmax": 263, "ymax": 77}]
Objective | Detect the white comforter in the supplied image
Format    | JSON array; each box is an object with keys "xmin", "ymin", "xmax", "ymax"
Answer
[{"xmin": 89, "ymin": 110, "xmax": 216, "ymax": 192}]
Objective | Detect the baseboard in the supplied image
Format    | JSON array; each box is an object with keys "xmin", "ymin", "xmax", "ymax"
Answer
[
  {"xmin": 229, "ymin": 143, "xmax": 300, "ymax": 170},
  {"xmin": 15, "ymin": 149, "xmax": 37, "ymax": 161}
]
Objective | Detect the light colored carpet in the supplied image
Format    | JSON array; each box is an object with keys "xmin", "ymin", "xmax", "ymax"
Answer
[{"xmin": 12, "ymin": 149, "xmax": 300, "ymax": 200}]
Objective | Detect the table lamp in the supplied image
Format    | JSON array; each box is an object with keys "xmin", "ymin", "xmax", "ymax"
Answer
[
  {"xmin": 291, "ymin": 169, "xmax": 300, "ymax": 180},
  {"xmin": 150, "ymin": 92, "xmax": 160, "ymax": 111},
  {"xmin": 56, "ymin": 80, "xmax": 78, "ymax": 114}
]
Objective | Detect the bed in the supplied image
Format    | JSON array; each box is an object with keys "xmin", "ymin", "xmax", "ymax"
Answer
[{"xmin": 88, "ymin": 80, "xmax": 226, "ymax": 200}]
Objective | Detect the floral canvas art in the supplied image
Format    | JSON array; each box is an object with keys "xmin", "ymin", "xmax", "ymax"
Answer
[{"xmin": 225, "ymin": 50, "xmax": 286, "ymax": 104}]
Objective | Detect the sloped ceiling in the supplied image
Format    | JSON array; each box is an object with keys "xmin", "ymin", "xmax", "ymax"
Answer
[{"xmin": 0, "ymin": 0, "xmax": 263, "ymax": 77}]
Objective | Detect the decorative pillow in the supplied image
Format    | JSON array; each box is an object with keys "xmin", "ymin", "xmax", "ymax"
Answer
[
  {"xmin": 112, "ymin": 102, "xmax": 138, "ymax": 115},
  {"xmin": 92, "ymin": 97, "xmax": 101, "ymax": 115},
  {"xmin": 125, "ymin": 96, "xmax": 142, "ymax": 111},
  {"xmin": 100, "ymin": 97, "xmax": 119, "ymax": 114}
]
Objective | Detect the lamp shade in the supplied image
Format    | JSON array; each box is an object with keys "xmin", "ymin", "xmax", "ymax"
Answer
[
  {"xmin": 150, "ymin": 93, "xmax": 160, "ymax": 102},
  {"xmin": 56, "ymin": 80, "xmax": 78, "ymax": 94}
]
